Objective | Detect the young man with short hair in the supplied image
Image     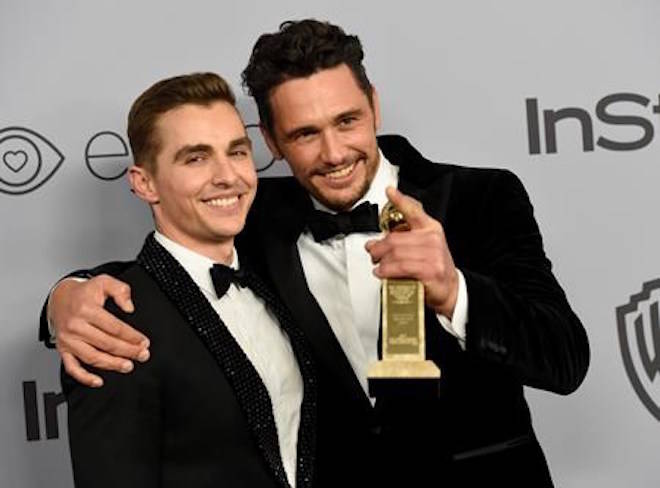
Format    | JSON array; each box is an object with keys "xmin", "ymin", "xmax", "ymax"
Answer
[{"xmin": 62, "ymin": 72, "xmax": 316, "ymax": 488}]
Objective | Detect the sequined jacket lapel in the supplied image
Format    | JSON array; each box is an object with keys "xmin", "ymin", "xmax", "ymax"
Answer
[{"xmin": 137, "ymin": 233, "xmax": 316, "ymax": 488}]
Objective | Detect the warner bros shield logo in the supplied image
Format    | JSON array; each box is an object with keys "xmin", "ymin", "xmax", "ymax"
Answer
[{"xmin": 617, "ymin": 279, "xmax": 660, "ymax": 421}]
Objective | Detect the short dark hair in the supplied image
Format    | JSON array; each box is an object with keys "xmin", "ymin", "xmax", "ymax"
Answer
[
  {"xmin": 127, "ymin": 72, "xmax": 236, "ymax": 172},
  {"xmin": 241, "ymin": 19, "xmax": 372, "ymax": 135}
]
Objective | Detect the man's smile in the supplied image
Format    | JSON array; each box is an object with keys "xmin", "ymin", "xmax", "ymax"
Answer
[
  {"xmin": 324, "ymin": 160, "xmax": 357, "ymax": 180},
  {"xmin": 203, "ymin": 195, "xmax": 240, "ymax": 207}
]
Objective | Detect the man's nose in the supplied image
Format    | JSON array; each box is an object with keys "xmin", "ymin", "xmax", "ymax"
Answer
[
  {"xmin": 319, "ymin": 130, "xmax": 346, "ymax": 166},
  {"xmin": 211, "ymin": 158, "xmax": 239, "ymax": 185}
]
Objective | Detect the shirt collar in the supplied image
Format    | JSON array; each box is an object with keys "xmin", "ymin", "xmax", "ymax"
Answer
[
  {"xmin": 153, "ymin": 231, "xmax": 239, "ymax": 296},
  {"xmin": 309, "ymin": 149, "xmax": 399, "ymax": 214}
]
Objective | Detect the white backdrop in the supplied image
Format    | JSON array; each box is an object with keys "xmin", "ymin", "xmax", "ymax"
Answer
[{"xmin": 1, "ymin": 1, "xmax": 659, "ymax": 486}]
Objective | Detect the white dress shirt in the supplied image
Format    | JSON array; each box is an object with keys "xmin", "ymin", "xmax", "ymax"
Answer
[
  {"xmin": 297, "ymin": 151, "xmax": 468, "ymax": 399},
  {"xmin": 155, "ymin": 232, "xmax": 302, "ymax": 487}
]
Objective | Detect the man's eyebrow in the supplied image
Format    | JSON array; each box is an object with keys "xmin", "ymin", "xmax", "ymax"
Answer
[
  {"xmin": 334, "ymin": 108, "xmax": 363, "ymax": 122},
  {"xmin": 283, "ymin": 109, "xmax": 365, "ymax": 140},
  {"xmin": 173, "ymin": 143, "xmax": 213, "ymax": 162},
  {"xmin": 284, "ymin": 124, "xmax": 317, "ymax": 141},
  {"xmin": 227, "ymin": 136, "xmax": 252, "ymax": 151}
]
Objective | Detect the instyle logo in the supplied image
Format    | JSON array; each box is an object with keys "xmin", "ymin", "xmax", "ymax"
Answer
[
  {"xmin": 22, "ymin": 381, "xmax": 66, "ymax": 441},
  {"xmin": 0, "ymin": 127, "xmax": 64, "ymax": 195},
  {"xmin": 616, "ymin": 279, "xmax": 660, "ymax": 421},
  {"xmin": 526, "ymin": 93, "xmax": 660, "ymax": 154}
]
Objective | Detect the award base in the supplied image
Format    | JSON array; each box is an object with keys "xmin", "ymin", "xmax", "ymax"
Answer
[{"xmin": 367, "ymin": 360, "xmax": 441, "ymax": 397}]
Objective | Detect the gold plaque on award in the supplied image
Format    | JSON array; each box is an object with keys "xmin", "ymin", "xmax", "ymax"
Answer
[{"xmin": 367, "ymin": 202, "xmax": 441, "ymax": 396}]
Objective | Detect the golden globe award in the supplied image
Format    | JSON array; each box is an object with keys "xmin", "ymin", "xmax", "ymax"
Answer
[{"xmin": 367, "ymin": 201, "xmax": 441, "ymax": 396}]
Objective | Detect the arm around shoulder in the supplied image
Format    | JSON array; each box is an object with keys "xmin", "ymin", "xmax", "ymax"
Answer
[
  {"xmin": 40, "ymin": 262, "xmax": 150, "ymax": 388},
  {"xmin": 39, "ymin": 261, "xmax": 134, "ymax": 346}
]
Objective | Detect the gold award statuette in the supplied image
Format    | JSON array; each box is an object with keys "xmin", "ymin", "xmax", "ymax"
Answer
[{"xmin": 367, "ymin": 201, "xmax": 441, "ymax": 397}]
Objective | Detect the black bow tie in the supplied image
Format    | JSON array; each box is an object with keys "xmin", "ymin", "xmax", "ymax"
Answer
[
  {"xmin": 210, "ymin": 264, "xmax": 249, "ymax": 298},
  {"xmin": 306, "ymin": 201, "xmax": 380, "ymax": 242}
]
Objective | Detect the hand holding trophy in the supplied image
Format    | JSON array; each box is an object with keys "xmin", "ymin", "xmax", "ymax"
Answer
[{"xmin": 366, "ymin": 188, "xmax": 445, "ymax": 397}]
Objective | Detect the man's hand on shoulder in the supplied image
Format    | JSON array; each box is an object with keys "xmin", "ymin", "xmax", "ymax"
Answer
[{"xmin": 50, "ymin": 275, "xmax": 150, "ymax": 387}]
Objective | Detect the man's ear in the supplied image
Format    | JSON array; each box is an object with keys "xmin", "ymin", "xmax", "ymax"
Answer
[
  {"xmin": 128, "ymin": 165, "xmax": 159, "ymax": 204},
  {"xmin": 371, "ymin": 85, "xmax": 382, "ymax": 131},
  {"xmin": 260, "ymin": 124, "xmax": 283, "ymax": 160}
]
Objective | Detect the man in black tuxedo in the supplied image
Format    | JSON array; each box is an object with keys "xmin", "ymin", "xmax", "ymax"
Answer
[
  {"xmin": 59, "ymin": 72, "xmax": 316, "ymax": 488},
  {"xmin": 43, "ymin": 20, "xmax": 589, "ymax": 487}
]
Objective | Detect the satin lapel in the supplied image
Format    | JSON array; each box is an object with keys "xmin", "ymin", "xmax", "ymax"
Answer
[
  {"xmin": 136, "ymin": 234, "xmax": 290, "ymax": 488},
  {"xmin": 254, "ymin": 180, "xmax": 373, "ymax": 413},
  {"xmin": 399, "ymin": 169, "xmax": 453, "ymax": 227},
  {"xmin": 264, "ymin": 229, "xmax": 374, "ymax": 414},
  {"xmin": 381, "ymin": 135, "xmax": 454, "ymax": 228}
]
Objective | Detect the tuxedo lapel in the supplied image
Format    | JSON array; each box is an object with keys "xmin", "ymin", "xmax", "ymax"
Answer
[
  {"xmin": 257, "ymin": 180, "xmax": 374, "ymax": 414},
  {"xmin": 239, "ymin": 264, "xmax": 317, "ymax": 488},
  {"xmin": 265, "ymin": 222, "xmax": 374, "ymax": 414},
  {"xmin": 136, "ymin": 234, "xmax": 290, "ymax": 488},
  {"xmin": 399, "ymin": 169, "xmax": 453, "ymax": 229},
  {"xmin": 379, "ymin": 134, "xmax": 453, "ymax": 227}
]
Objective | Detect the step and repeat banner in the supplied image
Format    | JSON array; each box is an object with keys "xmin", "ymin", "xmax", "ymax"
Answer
[{"xmin": 1, "ymin": 1, "xmax": 658, "ymax": 486}]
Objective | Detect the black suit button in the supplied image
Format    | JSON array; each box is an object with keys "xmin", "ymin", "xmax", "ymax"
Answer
[
  {"xmin": 370, "ymin": 425, "xmax": 382, "ymax": 436},
  {"xmin": 483, "ymin": 339, "xmax": 507, "ymax": 356}
]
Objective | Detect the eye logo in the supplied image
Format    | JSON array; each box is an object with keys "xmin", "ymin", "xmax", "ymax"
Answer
[
  {"xmin": 245, "ymin": 123, "xmax": 278, "ymax": 173},
  {"xmin": 0, "ymin": 127, "xmax": 64, "ymax": 195},
  {"xmin": 4, "ymin": 150, "xmax": 28, "ymax": 172}
]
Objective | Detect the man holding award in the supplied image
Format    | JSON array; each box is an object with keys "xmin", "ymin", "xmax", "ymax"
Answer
[{"xmin": 42, "ymin": 19, "xmax": 589, "ymax": 487}]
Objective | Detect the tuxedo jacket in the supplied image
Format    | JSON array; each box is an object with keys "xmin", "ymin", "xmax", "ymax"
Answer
[
  {"xmin": 45, "ymin": 134, "xmax": 589, "ymax": 487},
  {"xmin": 61, "ymin": 235, "xmax": 317, "ymax": 488},
  {"xmin": 234, "ymin": 135, "xmax": 590, "ymax": 487}
]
